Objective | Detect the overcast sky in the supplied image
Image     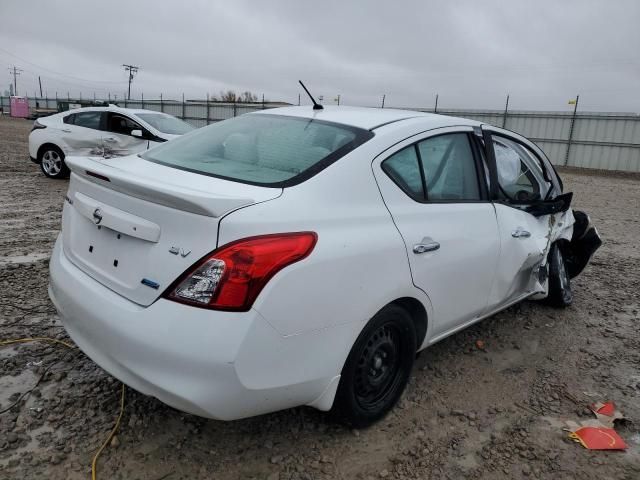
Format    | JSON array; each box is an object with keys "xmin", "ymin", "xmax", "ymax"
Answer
[{"xmin": 1, "ymin": 0, "xmax": 639, "ymax": 112}]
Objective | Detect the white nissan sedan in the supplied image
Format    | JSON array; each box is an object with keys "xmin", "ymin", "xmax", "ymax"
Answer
[
  {"xmin": 48, "ymin": 106, "xmax": 600, "ymax": 427},
  {"xmin": 29, "ymin": 106, "xmax": 194, "ymax": 179}
]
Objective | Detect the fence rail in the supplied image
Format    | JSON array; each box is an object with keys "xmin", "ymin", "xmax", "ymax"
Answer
[{"xmin": 2, "ymin": 96, "xmax": 639, "ymax": 172}]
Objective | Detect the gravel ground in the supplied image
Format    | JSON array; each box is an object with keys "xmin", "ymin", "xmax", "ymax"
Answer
[{"xmin": 1, "ymin": 115, "xmax": 639, "ymax": 480}]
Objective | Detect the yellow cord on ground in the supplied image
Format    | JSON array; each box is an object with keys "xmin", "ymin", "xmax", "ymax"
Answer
[
  {"xmin": 92, "ymin": 383, "xmax": 125, "ymax": 480},
  {"xmin": 0, "ymin": 337, "xmax": 75, "ymax": 349},
  {"xmin": 1, "ymin": 337, "xmax": 126, "ymax": 479}
]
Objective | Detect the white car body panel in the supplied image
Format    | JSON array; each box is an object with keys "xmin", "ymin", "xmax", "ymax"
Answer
[
  {"xmin": 48, "ymin": 106, "xmax": 590, "ymax": 421},
  {"xmin": 28, "ymin": 106, "xmax": 192, "ymax": 168}
]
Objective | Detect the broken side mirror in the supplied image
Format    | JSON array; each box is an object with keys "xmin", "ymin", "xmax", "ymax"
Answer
[{"xmin": 523, "ymin": 192, "xmax": 573, "ymax": 217}]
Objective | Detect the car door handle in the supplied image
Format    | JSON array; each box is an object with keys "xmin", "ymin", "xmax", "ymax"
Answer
[
  {"xmin": 512, "ymin": 228, "xmax": 531, "ymax": 238},
  {"xmin": 61, "ymin": 129, "xmax": 72, "ymax": 133},
  {"xmin": 104, "ymin": 137, "xmax": 117, "ymax": 143},
  {"xmin": 413, "ymin": 241, "xmax": 440, "ymax": 254}
]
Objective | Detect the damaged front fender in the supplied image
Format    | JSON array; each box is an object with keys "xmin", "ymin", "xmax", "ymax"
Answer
[{"xmin": 559, "ymin": 210, "xmax": 603, "ymax": 279}]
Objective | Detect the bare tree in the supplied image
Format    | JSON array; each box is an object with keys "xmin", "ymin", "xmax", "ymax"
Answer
[
  {"xmin": 212, "ymin": 90, "xmax": 259, "ymax": 103},
  {"xmin": 239, "ymin": 91, "xmax": 258, "ymax": 103}
]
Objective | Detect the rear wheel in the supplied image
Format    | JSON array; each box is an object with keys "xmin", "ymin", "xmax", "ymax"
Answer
[
  {"xmin": 332, "ymin": 305, "xmax": 416, "ymax": 428},
  {"xmin": 545, "ymin": 243, "xmax": 572, "ymax": 307},
  {"xmin": 39, "ymin": 146, "xmax": 69, "ymax": 179}
]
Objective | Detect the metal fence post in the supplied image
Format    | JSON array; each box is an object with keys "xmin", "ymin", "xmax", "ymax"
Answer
[
  {"xmin": 160, "ymin": 93, "xmax": 164, "ymax": 113},
  {"xmin": 434, "ymin": 94, "xmax": 438, "ymax": 113},
  {"xmin": 233, "ymin": 100, "xmax": 237, "ymax": 117},
  {"xmin": 564, "ymin": 95, "xmax": 580, "ymax": 166},
  {"xmin": 141, "ymin": 92, "xmax": 144, "ymax": 110},
  {"xmin": 502, "ymin": 94, "xmax": 510, "ymax": 128},
  {"xmin": 206, "ymin": 93, "xmax": 210, "ymax": 125},
  {"xmin": 381, "ymin": 94, "xmax": 386, "ymax": 108},
  {"xmin": 182, "ymin": 93, "xmax": 185, "ymax": 120}
]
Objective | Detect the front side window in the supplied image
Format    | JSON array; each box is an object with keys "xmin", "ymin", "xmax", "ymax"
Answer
[
  {"xmin": 107, "ymin": 114, "xmax": 142, "ymax": 136},
  {"xmin": 141, "ymin": 114, "xmax": 372, "ymax": 186},
  {"xmin": 135, "ymin": 113, "xmax": 194, "ymax": 135},
  {"xmin": 492, "ymin": 136, "xmax": 549, "ymax": 202},
  {"xmin": 73, "ymin": 112, "xmax": 102, "ymax": 130}
]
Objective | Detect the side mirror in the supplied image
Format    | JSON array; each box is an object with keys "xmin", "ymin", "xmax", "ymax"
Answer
[
  {"xmin": 131, "ymin": 129, "xmax": 143, "ymax": 138},
  {"xmin": 524, "ymin": 192, "xmax": 573, "ymax": 217}
]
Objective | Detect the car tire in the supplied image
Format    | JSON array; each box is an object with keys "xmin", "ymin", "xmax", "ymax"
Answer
[
  {"xmin": 544, "ymin": 243, "xmax": 573, "ymax": 308},
  {"xmin": 39, "ymin": 146, "xmax": 69, "ymax": 179},
  {"xmin": 332, "ymin": 304, "xmax": 417, "ymax": 428}
]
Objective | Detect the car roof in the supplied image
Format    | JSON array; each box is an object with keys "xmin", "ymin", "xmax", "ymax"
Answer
[
  {"xmin": 63, "ymin": 106, "xmax": 166, "ymax": 116},
  {"xmin": 253, "ymin": 105, "xmax": 478, "ymax": 130}
]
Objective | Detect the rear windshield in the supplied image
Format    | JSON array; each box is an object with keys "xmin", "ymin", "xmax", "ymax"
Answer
[
  {"xmin": 140, "ymin": 114, "xmax": 373, "ymax": 186},
  {"xmin": 135, "ymin": 113, "xmax": 194, "ymax": 135}
]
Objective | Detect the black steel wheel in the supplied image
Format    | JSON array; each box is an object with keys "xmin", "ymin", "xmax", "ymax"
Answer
[
  {"xmin": 332, "ymin": 304, "xmax": 416, "ymax": 428},
  {"xmin": 544, "ymin": 243, "xmax": 573, "ymax": 308}
]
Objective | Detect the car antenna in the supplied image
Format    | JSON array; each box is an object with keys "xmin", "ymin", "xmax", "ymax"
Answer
[{"xmin": 298, "ymin": 80, "xmax": 323, "ymax": 110}]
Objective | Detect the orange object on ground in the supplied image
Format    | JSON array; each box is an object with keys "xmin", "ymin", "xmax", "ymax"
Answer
[
  {"xmin": 591, "ymin": 401, "xmax": 616, "ymax": 417},
  {"xmin": 569, "ymin": 426, "xmax": 628, "ymax": 450}
]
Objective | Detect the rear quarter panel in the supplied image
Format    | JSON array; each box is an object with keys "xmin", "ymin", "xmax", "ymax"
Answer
[
  {"xmin": 219, "ymin": 138, "xmax": 434, "ymax": 391},
  {"xmin": 217, "ymin": 138, "xmax": 434, "ymax": 338}
]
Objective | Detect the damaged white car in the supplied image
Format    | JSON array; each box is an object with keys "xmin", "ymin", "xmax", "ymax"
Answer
[
  {"xmin": 29, "ymin": 106, "xmax": 194, "ymax": 179},
  {"xmin": 48, "ymin": 106, "xmax": 601, "ymax": 427}
]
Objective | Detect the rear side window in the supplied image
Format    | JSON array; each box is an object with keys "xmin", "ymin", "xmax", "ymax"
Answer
[
  {"xmin": 382, "ymin": 133, "xmax": 481, "ymax": 202},
  {"xmin": 417, "ymin": 134, "xmax": 480, "ymax": 201},
  {"xmin": 141, "ymin": 114, "xmax": 373, "ymax": 187},
  {"xmin": 63, "ymin": 114, "xmax": 75, "ymax": 124},
  {"xmin": 74, "ymin": 112, "xmax": 102, "ymax": 130},
  {"xmin": 382, "ymin": 147, "xmax": 424, "ymax": 201}
]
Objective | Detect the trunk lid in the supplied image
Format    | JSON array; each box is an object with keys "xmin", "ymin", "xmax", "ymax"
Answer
[{"xmin": 61, "ymin": 154, "xmax": 282, "ymax": 306}]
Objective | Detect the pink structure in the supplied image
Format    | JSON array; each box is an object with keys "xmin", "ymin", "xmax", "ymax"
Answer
[{"xmin": 10, "ymin": 96, "xmax": 29, "ymax": 118}]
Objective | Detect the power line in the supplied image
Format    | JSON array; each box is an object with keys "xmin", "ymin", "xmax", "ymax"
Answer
[
  {"xmin": 122, "ymin": 64, "xmax": 139, "ymax": 100},
  {"xmin": 0, "ymin": 47, "xmax": 126, "ymax": 85},
  {"xmin": 8, "ymin": 66, "xmax": 23, "ymax": 95}
]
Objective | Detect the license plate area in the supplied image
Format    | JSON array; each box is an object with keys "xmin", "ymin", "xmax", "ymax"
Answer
[{"xmin": 67, "ymin": 212, "xmax": 155, "ymax": 290}]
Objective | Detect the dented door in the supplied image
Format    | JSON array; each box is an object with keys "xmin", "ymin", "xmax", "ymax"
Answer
[{"xmin": 487, "ymin": 205, "xmax": 551, "ymax": 309}]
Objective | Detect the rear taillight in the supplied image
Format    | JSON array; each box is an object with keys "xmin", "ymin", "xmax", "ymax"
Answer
[
  {"xmin": 164, "ymin": 232, "xmax": 317, "ymax": 311},
  {"xmin": 31, "ymin": 120, "xmax": 46, "ymax": 132}
]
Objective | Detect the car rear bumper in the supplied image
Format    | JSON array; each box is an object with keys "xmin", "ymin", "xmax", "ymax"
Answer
[{"xmin": 48, "ymin": 235, "xmax": 333, "ymax": 420}]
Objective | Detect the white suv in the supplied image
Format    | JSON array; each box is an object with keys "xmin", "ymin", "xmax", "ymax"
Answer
[{"xmin": 29, "ymin": 106, "xmax": 194, "ymax": 179}]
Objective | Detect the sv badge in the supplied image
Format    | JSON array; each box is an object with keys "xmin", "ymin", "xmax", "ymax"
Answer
[{"xmin": 169, "ymin": 246, "xmax": 191, "ymax": 258}]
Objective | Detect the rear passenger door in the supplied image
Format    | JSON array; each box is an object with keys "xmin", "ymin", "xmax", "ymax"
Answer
[
  {"xmin": 373, "ymin": 127, "xmax": 500, "ymax": 338},
  {"xmin": 102, "ymin": 112, "xmax": 150, "ymax": 156},
  {"xmin": 60, "ymin": 111, "xmax": 104, "ymax": 156}
]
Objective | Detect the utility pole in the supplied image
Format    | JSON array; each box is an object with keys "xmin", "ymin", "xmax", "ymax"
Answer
[
  {"xmin": 8, "ymin": 66, "xmax": 23, "ymax": 96},
  {"xmin": 502, "ymin": 94, "xmax": 510, "ymax": 128},
  {"xmin": 381, "ymin": 94, "xmax": 386, "ymax": 108},
  {"xmin": 434, "ymin": 94, "xmax": 439, "ymax": 113},
  {"xmin": 122, "ymin": 64, "xmax": 139, "ymax": 100},
  {"xmin": 564, "ymin": 95, "xmax": 580, "ymax": 166},
  {"xmin": 38, "ymin": 76, "xmax": 43, "ymax": 97}
]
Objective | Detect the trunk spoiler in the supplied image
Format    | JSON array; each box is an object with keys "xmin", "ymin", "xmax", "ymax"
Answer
[{"xmin": 65, "ymin": 156, "xmax": 254, "ymax": 218}]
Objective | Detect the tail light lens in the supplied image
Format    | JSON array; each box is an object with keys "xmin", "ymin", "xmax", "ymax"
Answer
[
  {"xmin": 164, "ymin": 232, "xmax": 317, "ymax": 311},
  {"xmin": 31, "ymin": 119, "xmax": 46, "ymax": 132}
]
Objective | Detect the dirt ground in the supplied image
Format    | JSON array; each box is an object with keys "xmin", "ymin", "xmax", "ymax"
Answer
[{"xmin": 0, "ymin": 115, "xmax": 638, "ymax": 480}]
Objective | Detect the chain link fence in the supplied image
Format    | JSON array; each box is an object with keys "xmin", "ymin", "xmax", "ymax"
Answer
[{"xmin": 2, "ymin": 95, "xmax": 639, "ymax": 172}]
